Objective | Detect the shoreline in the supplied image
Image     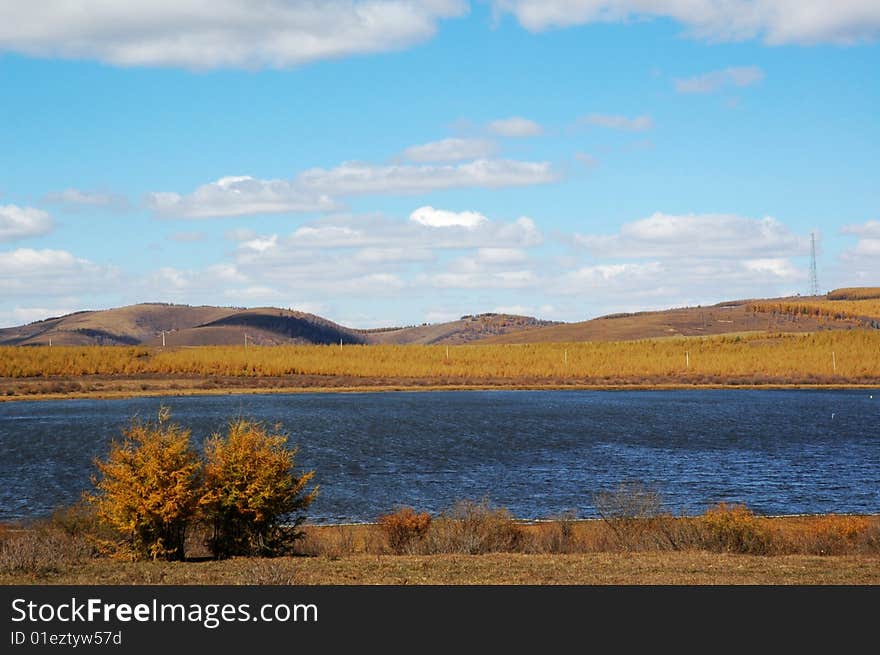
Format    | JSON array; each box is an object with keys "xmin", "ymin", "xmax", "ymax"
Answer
[{"xmin": 2, "ymin": 379, "xmax": 879, "ymax": 403}]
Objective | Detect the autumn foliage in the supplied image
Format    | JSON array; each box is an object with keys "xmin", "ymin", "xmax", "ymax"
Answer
[
  {"xmin": 87, "ymin": 409, "xmax": 316, "ymax": 560},
  {"xmin": 200, "ymin": 419, "xmax": 317, "ymax": 558},
  {"xmin": 377, "ymin": 507, "xmax": 431, "ymax": 554},
  {"xmin": 88, "ymin": 408, "xmax": 201, "ymax": 560}
]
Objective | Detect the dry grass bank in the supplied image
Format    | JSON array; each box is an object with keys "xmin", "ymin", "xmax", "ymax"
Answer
[
  {"xmin": 2, "ymin": 506, "xmax": 878, "ymax": 585},
  {"xmin": 1, "ymin": 330, "xmax": 879, "ymax": 401}
]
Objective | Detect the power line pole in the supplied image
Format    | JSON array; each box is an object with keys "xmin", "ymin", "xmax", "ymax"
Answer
[{"xmin": 809, "ymin": 232, "xmax": 820, "ymax": 297}]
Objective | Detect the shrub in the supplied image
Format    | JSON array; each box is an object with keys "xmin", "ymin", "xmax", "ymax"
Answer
[
  {"xmin": 199, "ymin": 419, "xmax": 317, "ymax": 558},
  {"xmin": 592, "ymin": 481, "xmax": 683, "ymax": 550},
  {"xmin": 698, "ymin": 503, "xmax": 774, "ymax": 555},
  {"xmin": 796, "ymin": 515, "xmax": 871, "ymax": 556},
  {"xmin": 426, "ymin": 499, "xmax": 522, "ymax": 554},
  {"xmin": 378, "ymin": 507, "xmax": 432, "ymax": 554},
  {"xmin": 87, "ymin": 408, "xmax": 201, "ymax": 560}
]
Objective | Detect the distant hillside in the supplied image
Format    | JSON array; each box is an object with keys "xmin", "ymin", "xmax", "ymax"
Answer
[
  {"xmin": 1, "ymin": 289, "xmax": 876, "ymax": 348},
  {"xmin": 361, "ymin": 313, "xmax": 559, "ymax": 345},
  {"xmin": 0, "ymin": 304, "xmax": 554, "ymax": 347},
  {"xmin": 478, "ymin": 292, "xmax": 877, "ymax": 345}
]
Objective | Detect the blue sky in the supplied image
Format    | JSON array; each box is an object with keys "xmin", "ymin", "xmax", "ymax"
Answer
[{"xmin": 1, "ymin": 1, "xmax": 878, "ymax": 328}]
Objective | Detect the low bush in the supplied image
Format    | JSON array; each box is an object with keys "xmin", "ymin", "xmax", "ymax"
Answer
[
  {"xmin": 698, "ymin": 503, "xmax": 774, "ymax": 555},
  {"xmin": 426, "ymin": 499, "xmax": 522, "ymax": 555},
  {"xmin": 378, "ymin": 507, "xmax": 431, "ymax": 554}
]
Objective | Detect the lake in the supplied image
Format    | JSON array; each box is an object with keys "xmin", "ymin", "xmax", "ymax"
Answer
[{"xmin": 0, "ymin": 389, "xmax": 878, "ymax": 522}]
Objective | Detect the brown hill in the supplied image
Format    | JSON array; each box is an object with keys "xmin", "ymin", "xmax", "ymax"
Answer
[
  {"xmin": 360, "ymin": 313, "xmax": 559, "ymax": 345},
  {"xmin": 477, "ymin": 296, "xmax": 869, "ymax": 345},
  {"xmin": 0, "ymin": 305, "xmax": 554, "ymax": 347}
]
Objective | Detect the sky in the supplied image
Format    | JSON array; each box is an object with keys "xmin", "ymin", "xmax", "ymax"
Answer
[{"xmin": 1, "ymin": 1, "xmax": 878, "ymax": 329}]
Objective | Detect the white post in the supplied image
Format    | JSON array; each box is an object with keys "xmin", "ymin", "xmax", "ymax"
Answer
[
  {"xmin": 832, "ymin": 351, "xmax": 837, "ymax": 373},
  {"xmin": 161, "ymin": 331, "xmax": 166, "ymax": 347},
  {"xmin": 48, "ymin": 337, "xmax": 52, "ymax": 347},
  {"xmin": 686, "ymin": 351, "xmax": 690, "ymax": 368},
  {"xmin": 446, "ymin": 345, "xmax": 449, "ymax": 360}
]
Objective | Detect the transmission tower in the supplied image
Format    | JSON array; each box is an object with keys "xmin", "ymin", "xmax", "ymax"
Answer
[{"xmin": 808, "ymin": 232, "xmax": 820, "ymax": 297}]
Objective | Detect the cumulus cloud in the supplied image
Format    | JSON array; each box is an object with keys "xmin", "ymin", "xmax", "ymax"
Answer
[
  {"xmin": 841, "ymin": 220, "xmax": 880, "ymax": 238},
  {"xmin": 553, "ymin": 258, "xmax": 805, "ymax": 313},
  {"xmin": 0, "ymin": 306, "xmax": 77, "ymax": 328},
  {"xmin": 0, "ymin": 1, "xmax": 468, "ymax": 69},
  {"xmin": 150, "ymin": 159, "xmax": 558, "ymax": 218},
  {"xmin": 244, "ymin": 211, "xmax": 542, "ymax": 252},
  {"xmin": 410, "ymin": 206, "xmax": 488, "ymax": 229},
  {"xmin": 581, "ymin": 114, "xmax": 653, "ymax": 131},
  {"xmin": 487, "ymin": 116, "xmax": 544, "ymax": 137},
  {"xmin": 297, "ymin": 159, "xmax": 558, "ymax": 195},
  {"xmin": 0, "ymin": 248, "xmax": 118, "ymax": 298},
  {"xmin": 404, "ymin": 138, "xmax": 497, "ymax": 162},
  {"xmin": 839, "ymin": 220, "xmax": 880, "ymax": 280},
  {"xmin": 675, "ymin": 66, "xmax": 765, "ymax": 94},
  {"xmin": 575, "ymin": 213, "xmax": 808, "ymax": 259},
  {"xmin": 147, "ymin": 175, "xmax": 337, "ymax": 218},
  {"xmin": 492, "ymin": 1, "xmax": 880, "ymax": 45},
  {"xmin": 44, "ymin": 188, "xmax": 129, "ymax": 211},
  {"xmin": 0, "ymin": 205, "xmax": 53, "ymax": 242}
]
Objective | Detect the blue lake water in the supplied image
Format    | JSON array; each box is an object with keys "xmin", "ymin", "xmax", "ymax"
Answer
[{"xmin": 0, "ymin": 389, "xmax": 878, "ymax": 522}]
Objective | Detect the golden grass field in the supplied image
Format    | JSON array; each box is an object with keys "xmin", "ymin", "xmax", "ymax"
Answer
[
  {"xmin": 748, "ymin": 298, "xmax": 880, "ymax": 323},
  {"xmin": 2, "ymin": 330, "xmax": 879, "ymax": 401}
]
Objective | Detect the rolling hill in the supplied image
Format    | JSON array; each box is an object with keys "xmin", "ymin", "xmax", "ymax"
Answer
[
  {"xmin": 476, "ymin": 295, "xmax": 876, "ymax": 345},
  {"xmin": 1, "ymin": 289, "xmax": 877, "ymax": 348},
  {"xmin": 0, "ymin": 304, "xmax": 556, "ymax": 347}
]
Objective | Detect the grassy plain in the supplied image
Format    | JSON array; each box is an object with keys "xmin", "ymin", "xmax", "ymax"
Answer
[{"xmin": 2, "ymin": 330, "xmax": 879, "ymax": 400}]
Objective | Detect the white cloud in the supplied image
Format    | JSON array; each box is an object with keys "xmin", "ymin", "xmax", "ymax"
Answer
[
  {"xmin": 410, "ymin": 206, "xmax": 488, "ymax": 229},
  {"xmin": 0, "ymin": 1, "xmax": 468, "ymax": 69},
  {"xmin": 44, "ymin": 188, "xmax": 128, "ymax": 211},
  {"xmin": 298, "ymin": 158, "xmax": 558, "ymax": 195},
  {"xmin": 354, "ymin": 248, "xmax": 434, "ymax": 263},
  {"xmin": 431, "ymin": 268, "xmax": 538, "ymax": 289},
  {"xmin": 553, "ymin": 258, "xmax": 806, "ymax": 313},
  {"xmin": 575, "ymin": 213, "xmax": 808, "ymax": 258},
  {"xmin": 246, "ymin": 212, "xmax": 542, "ymax": 252},
  {"xmin": 150, "ymin": 156, "xmax": 558, "ymax": 218},
  {"xmin": 0, "ymin": 248, "xmax": 118, "ymax": 298},
  {"xmin": 0, "ymin": 205, "xmax": 53, "ymax": 242},
  {"xmin": 476, "ymin": 248, "xmax": 529, "ymax": 264},
  {"xmin": 841, "ymin": 220, "xmax": 880, "ymax": 238},
  {"xmin": 0, "ymin": 306, "xmax": 76, "ymax": 328},
  {"xmin": 404, "ymin": 137, "xmax": 497, "ymax": 162},
  {"xmin": 839, "ymin": 221, "xmax": 880, "ymax": 281},
  {"xmin": 487, "ymin": 116, "xmax": 544, "ymax": 137},
  {"xmin": 742, "ymin": 258, "xmax": 801, "ymax": 279},
  {"xmin": 675, "ymin": 66, "xmax": 765, "ymax": 94},
  {"xmin": 492, "ymin": 1, "xmax": 880, "ymax": 45},
  {"xmin": 147, "ymin": 176, "xmax": 337, "ymax": 218},
  {"xmin": 581, "ymin": 114, "xmax": 654, "ymax": 131},
  {"xmin": 241, "ymin": 235, "xmax": 279, "ymax": 253}
]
